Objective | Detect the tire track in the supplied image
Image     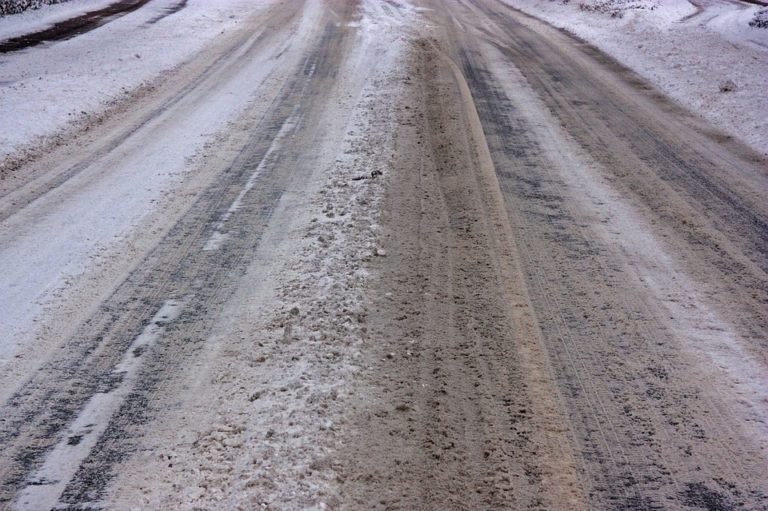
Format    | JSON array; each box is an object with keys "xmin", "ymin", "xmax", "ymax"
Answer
[
  {"xmin": 473, "ymin": 1, "xmax": 768, "ymax": 308},
  {"xmin": 145, "ymin": 0, "xmax": 188, "ymax": 25},
  {"xmin": 428, "ymin": 0, "xmax": 768, "ymax": 508},
  {"xmin": 455, "ymin": 43, "xmax": 651, "ymax": 508},
  {"xmin": 338, "ymin": 36, "xmax": 585, "ymax": 511},
  {"xmin": 0, "ymin": 3, "xmax": 361, "ymax": 507},
  {"xmin": 0, "ymin": 2, "xmax": 302, "ymax": 222}
]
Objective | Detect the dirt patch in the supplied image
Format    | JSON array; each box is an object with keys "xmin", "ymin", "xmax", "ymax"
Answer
[{"xmin": 750, "ymin": 8, "xmax": 768, "ymax": 28}]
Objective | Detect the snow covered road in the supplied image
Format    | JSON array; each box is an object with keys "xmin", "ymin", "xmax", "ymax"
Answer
[
  {"xmin": 1, "ymin": 0, "xmax": 382, "ymax": 506},
  {"xmin": 1, "ymin": 0, "xmax": 767, "ymax": 509}
]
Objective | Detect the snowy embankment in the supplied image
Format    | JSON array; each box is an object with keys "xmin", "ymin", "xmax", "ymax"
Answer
[
  {"xmin": 0, "ymin": 0, "xmax": 270, "ymax": 167},
  {"xmin": 0, "ymin": 0, "xmax": 70, "ymax": 16},
  {"xmin": 504, "ymin": 0, "xmax": 768, "ymax": 155},
  {"xmin": 0, "ymin": 0, "xmax": 116, "ymax": 39}
]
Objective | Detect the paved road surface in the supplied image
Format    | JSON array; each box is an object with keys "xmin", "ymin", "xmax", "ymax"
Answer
[{"xmin": 0, "ymin": 0, "xmax": 766, "ymax": 509}]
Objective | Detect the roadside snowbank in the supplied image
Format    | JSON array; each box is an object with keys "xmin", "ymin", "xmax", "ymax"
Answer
[
  {"xmin": 0, "ymin": 0, "xmax": 114, "ymax": 38},
  {"xmin": 504, "ymin": 0, "xmax": 768, "ymax": 155},
  {"xmin": 0, "ymin": 0, "xmax": 272, "ymax": 165},
  {"xmin": 0, "ymin": 0, "xmax": 72, "ymax": 17}
]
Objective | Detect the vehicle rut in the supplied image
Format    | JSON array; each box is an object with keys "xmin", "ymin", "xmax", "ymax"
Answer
[
  {"xmin": 0, "ymin": 3, "xmax": 361, "ymax": 508},
  {"xmin": 426, "ymin": 0, "xmax": 768, "ymax": 508}
]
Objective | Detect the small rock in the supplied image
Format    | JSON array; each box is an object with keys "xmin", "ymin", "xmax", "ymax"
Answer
[{"xmin": 719, "ymin": 79, "xmax": 737, "ymax": 92}]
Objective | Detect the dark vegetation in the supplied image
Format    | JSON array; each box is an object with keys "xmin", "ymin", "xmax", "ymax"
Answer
[{"xmin": 1, "ymin": 0, "xmax": 71, "ymax": 17}]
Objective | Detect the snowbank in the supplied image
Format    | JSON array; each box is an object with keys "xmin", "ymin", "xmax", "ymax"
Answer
[
  {"xmin": 0, "ymin": 0, "xmax": 116, "ymax": 39},
  {"xmin": 0, "ymin": 0, "xmax": 271, "ymax": 166},
  {"xmin": 0, "ymin": 0, "xmax": 71, "ymax": 17},
  {"xmin": 504, "ymin": 0, "xmax": 768, "ymax": 155}
]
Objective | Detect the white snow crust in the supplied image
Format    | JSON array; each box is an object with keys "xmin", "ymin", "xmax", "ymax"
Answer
[
  {"xmin": 0, "ymin": 0, "xmax": 117, "ymax": 39},
  {"xmin": 0, "ymin": 0, "xmax": 273, "ymax": 162},
  {"xmin": 504, "ymin": 0, "xmax": 768, "ymax": 155}
]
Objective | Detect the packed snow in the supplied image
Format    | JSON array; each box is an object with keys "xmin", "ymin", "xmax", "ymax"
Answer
[{"xmin": 1, "ymin": 0, "xmax": 766, "ymax": 507}]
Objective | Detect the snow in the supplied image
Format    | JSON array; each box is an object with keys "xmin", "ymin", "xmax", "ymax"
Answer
[
  {"xmin": 17, "ymin": 299, "xmax": 185, "ymax": 511},
  {"xmin": 0, "ymin": 0, "xmax": 412, "ymax": 502},
  {"xmin": 103, "ymin": 2, "xmax": 413, "ymax": 505},
  {"xmin": 0, "ymin": 0, "xmax": 274, "ymax": 163},
  {"xmin": 504, "ymin": 0, "xmax": 768, "ymax": 155},
  {"xmin": 0, "ymin": 0, "xmax": 765, "ymax": 505},
  {"xmin": 0, "ymin": 0, "xmax": 278, "ymax": 378},
  {"xmin": 0, "ymin": 0, "xmax": 117, "ymax": 39}
]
